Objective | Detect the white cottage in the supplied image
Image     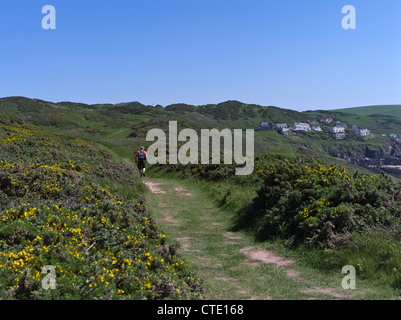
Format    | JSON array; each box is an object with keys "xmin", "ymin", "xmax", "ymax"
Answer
[
  {"xmin": 333, "ymin": 133, "xmax": 346, "ymax": 140},
  {"xmin": 330, "ymin": 126, "xmax": 345, "ymax": 134},
  {"xmin": 292, "ymin": 123, "xmax": 311, "ymax": 132},
  {"xmin": 273, "ymin": 123, "xmax": 288, "ymax": 130},
  {"xmin": 277, "ymin": 127, "xmax": 291, "ymax": 136},
  {"xmin": 357, "ymin": 129, "xmax": 370, "ymax": 136},
  {"xmin": 312, "ymin": 126, "xmax": 322, "ymax": 132}
]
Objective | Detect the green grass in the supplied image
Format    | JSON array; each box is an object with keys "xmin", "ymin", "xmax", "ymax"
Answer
[
  {"xmin": 97, "ymin": 128, "xmax": 132, "ymax": 141},
  {"xmin": 148, "ymin": 154, "xmax": 401, "ymax": 299},
  {"xmin": 3, "ymin": 96, "xmax": 401, "ymax": 300},
  {"xmin": 3, "ymin": 96, "xmax": 401, "ymax": 171},
  {"xmin": 333, "ymin": 105, "xmax": 401, "ymax": 118},
  {"xmin": 143, "ymin": 175, "xmax": 400, "ymax": 299}
]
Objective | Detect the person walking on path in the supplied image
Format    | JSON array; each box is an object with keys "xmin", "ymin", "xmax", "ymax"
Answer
[{"xmin": 135, "ymin": 146, "xmax": 147, "ymax": 177}]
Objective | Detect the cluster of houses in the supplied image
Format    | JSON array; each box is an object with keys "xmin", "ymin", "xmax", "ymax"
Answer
[
  {"xmin": 258, "ymin": 117, "xmax": 371, "ymax": 140},
  {"xmin": 383, "ymin": 133, "xmax": 401, "ymax": 140}
]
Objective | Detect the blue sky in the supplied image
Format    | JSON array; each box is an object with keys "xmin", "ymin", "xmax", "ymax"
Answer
[{"xmin": 0, "ymin": 0, "xmax": 400, "ymax": 111}]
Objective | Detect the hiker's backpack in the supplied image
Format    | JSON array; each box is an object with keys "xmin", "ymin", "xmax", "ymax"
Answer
[{"xmin": 138, "ymin": 150, "xmax": 146, "ymax": 160}]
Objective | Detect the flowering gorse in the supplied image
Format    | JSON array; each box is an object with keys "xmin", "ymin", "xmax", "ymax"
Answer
[{"xmin": 0, "ymin": 120, "xmax": 204, "ymax": 300}]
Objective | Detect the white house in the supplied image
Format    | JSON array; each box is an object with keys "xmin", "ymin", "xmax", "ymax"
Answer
[
  {"xmin": 357, "ymin": 129, "xmax": 370, "ymax": 136},
  {"xmin": 278, "ymin": 127, "xmax": 291, "ymax": 136},
  {"xmin": 292, "ymin": 123, "xmax": 311, "ymax": 132},
  {"xmin": 312, "ymin": 126, "xmax": 322, "ymax": 132},
  {"xmin": 320, "ymin": 117, "xmax": 333, "ymax": 124},
  {"xmin": 330, "ymin": 126, "xmax": 345, "ymax": 134},
  {"xmin": 273, "ymin": 123, "xmax": 288, "ymax": 130},
  {"xmin": 333, "ymin": 133, "xmax": 346, "ymax": 139}
]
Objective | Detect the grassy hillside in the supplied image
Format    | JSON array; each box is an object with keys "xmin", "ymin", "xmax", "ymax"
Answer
[
  {"xmin": 0, "ymin": 114, "xmax": 204, "ymax": 300},
  {"xmin": 150, "ymin": 154, "xmax": 401, "ymax": 294},
  {"xmin": 2, "ymin": 96, "xmax": 401, "ymax": 299},
  {"xmin": 333, "ymin": 105, "xmax": 401, "ymax": 119},
  {"xmin": 3, "ymin": 96, "xmax": 401, "ymax": 175}
]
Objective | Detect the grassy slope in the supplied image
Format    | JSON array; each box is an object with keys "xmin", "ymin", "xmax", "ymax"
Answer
[
  {"xmin": 2, "ymin": 96, "xmax": 401, "ymax": 299},
  {"xmin": 333, "ymin": 105, "xmax": 401, "ymax": 118},
  {"xmin": 0, "ymin": 118, "xmax": 204, "ymax": 300},
  {"xmin": 149, "ymin": 151, "xmax": 401, "ymax": 299},
  {"xmin": 144, "ymin": 176, "xmax": 399, "ymax": 299},
  {"xmin": 2, "ymin": 96, "xmax": 401, "ymax": 165}
]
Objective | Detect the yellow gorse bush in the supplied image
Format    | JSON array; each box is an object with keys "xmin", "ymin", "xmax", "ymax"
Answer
[
  {"xmin": 250, "ymin": 154, "xmax": 401, "ymax": 246},
  {"xmin": 0, "ymin": 121, "xmax": 204, "ymax": 300}
]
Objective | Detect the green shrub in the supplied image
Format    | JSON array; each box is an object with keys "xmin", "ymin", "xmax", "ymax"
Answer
[
  {"xmin": 0, "ymin": 121, "xmax": 204, "ymax": 300},
  {"xmin": 249, "ymin": 155, "xmax": 401, "ymax": 246}
]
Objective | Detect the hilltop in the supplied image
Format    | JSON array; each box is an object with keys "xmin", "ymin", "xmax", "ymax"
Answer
[
  {"xmin": 333, "ymin": 105, "xmax": 401, "ymax": 119},
  {"xmin": 2, "ymin": 96, "xmax": 401, "ymax": 178}
]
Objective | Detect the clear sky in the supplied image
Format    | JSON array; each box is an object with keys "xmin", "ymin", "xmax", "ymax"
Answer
[{"xmin": 0, "ymin": 0, "xmax": 400, "ymax": 111}]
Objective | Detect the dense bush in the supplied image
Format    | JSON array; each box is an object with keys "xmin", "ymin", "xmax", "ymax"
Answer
[
  {"xmin": 151, "ymin": 161, "xmax": 260, "ymax": 186},
  {"xmin": 157, "ymin": 153, "xmax": 401, "ymax": 289},
  {"xmin": 0, "ymin": 120, "xmax": 204, "ymax": 300},
  {"xmin": 250, "ymin": 155, "xmax": 401, "ymax": 247}
]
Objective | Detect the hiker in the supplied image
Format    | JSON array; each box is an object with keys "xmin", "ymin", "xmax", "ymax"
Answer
[{"xmin": 135, "ymin": 146, "xmax": 147, "ymax": 177}]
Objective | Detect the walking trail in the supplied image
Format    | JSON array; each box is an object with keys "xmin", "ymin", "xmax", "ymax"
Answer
[{"xmin": 143, "ymin": 178, "xmax": 355, "ymax": 300}]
